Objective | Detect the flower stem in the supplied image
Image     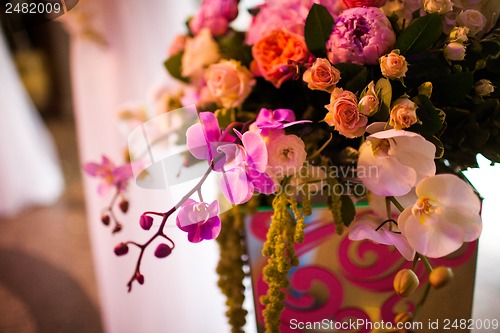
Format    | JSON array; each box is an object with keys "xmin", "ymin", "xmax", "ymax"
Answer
[
  {"xmin": 125, "ymin": 154, "xmax": 224, "ymax": 291},
  {"xmin": 388, "ymin": 196, "xmax": 405, "ymax": 213}
]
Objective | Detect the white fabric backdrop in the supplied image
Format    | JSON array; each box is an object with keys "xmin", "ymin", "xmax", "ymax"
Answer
[
  {"xmin": 0, "ymin": 25, "xmax": 64, "ymax": 217},
  {"xmin": 68, "ymin": 1, "xmax": 233, "ymax": 332}
]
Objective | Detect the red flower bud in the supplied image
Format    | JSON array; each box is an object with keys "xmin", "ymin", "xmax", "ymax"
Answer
[
  {"xmin": 119, "ymin": 199, "xmax": 129, "ymax": 213},
  {"xmin": 101, "ymin": 214, "xmax": 110, "ymax": 225},
  {"xmin": 136, "ymin": 273, "xmax": 144, "ymax": 285},
  {"xmin": 154, "ymin": 243, "xmax": 172, "ymax": 258},
  {"xmin": 140, "ymin": 215, "xmax": 154, "ymax": 230},
  {"xmin": 114, "ymin": 242, "xmax": 129, "ymax": 256}
]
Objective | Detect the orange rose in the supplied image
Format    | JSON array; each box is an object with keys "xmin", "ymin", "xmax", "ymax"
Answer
[
  {"xmin": 324, "ymin": 88, "xmax": 367, "ymax": 138},
  {"xmin": 251, "ymin": 29, "xmax": 310, "ymax": 88},
  {"xmin": 302, "ymin": 58, "xmax": 341, "ymax": 93}
]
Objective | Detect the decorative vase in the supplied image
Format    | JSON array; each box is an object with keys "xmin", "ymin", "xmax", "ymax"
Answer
[{"xmin": 245, "ymin": 205, "xmax": 478, "ymax": 333}]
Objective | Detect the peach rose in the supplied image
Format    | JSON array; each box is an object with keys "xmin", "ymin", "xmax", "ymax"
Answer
[
  {"xmin": 380, "ymin": 50, "xmax": 408, "ymax": 80},
  {"xmin": 423, "ymin": 0, "xmax": 453, "ymax": 14},
  {"xmin": 324, "ymin": 88, "xmax": 367, "ymax": 138},
  {"xmin": 251, "ymin": 29, "xmax": 310, "ymax": 88},
  {"xmin": 443, "ymin": 42, "xmax": 466, "ymax": 61},
  {"xmin": 302, "ymin": 58, "xmax": 341, "ymax": 93},
  {"xmin": 358, "ymin": 81, "xmax": 379, "ymax": 116},
  {"xmin": 181, "ymin": 28, "xmax": 221, "ymax": 78},
  {"xmin": 389, "ymin": 97, "xmax": 419, "ymax": 130},
  {"xmin": 205, "ymin": 60, "xmax": 256, "ymax": 108}
]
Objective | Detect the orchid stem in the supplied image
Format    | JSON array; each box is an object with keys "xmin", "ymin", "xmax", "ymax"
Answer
[
  {"xmin": 125, "ymin": 154, "xmax": 224, "ymax": 291},
  {"xmin": 388, "ymin": 196, "xmax": 405, "ymax": 213}
]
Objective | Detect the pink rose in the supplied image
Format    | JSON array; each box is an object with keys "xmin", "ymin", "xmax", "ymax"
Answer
[
  {"xmin": 380, "ymin": 50, "xmax": 408, "ymax": 80},
  {"xmin": 302, "ymin": 58, "xmax": 341, "ymax": 93},
  {"xmin": 267, "ymin": 134, "xmax": 308, "ymax": 178},
  {"xmin": 205, "ymin": 60, "xmax": 256, "ymax": 108},
  {"xmin": 324, "ymin": 88, "xmax": 367, "ymax": 138},
  {"xmin": 341, "ymin": 0, "xmax": 387, "ymax": 8},
  {"xmin": 327, "ymin": 7, "xmax": 396, "ymax": 65},
  {"xmin": 189, "ymin": 0, "xmax": 239, "ymax": 37},
  {"xmin": 168, "ymin": 34, "xmax": 188, "ymax": 56}
]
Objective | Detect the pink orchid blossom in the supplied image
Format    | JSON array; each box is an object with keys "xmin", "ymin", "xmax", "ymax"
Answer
[
  {"xmin": 83, "ymin": 155, "xmax": 133, "ymax": 196},
  {"xmin": 398, "ymin": 174, "xmax": 482, "ymax": 258},
  {"xmin": 357, "ymin": 129, "xmax": 436, "ymax": 197},
  {"xmin": 217, "ymin": 131, "xmax": 276, "ymax": 204},
  {"xmin": 176, "ymin": 198, "xmax": 221, "ymax": 243},
  {"xmin": 349, "ymin": 214, "xmax": 415, "ymax": 261},
  {"xmin": 186, "ymin": 112, "xmax": 236, "ymax": 170},
  {"xmin": 252, "ymin": 108, "xmax": 311, "ymax": 138}
]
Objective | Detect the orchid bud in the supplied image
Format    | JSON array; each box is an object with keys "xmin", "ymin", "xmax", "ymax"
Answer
[
  {"xmin": 114, "ymin": 242, "xmax": 129, "ymax": 256},
  {"xmin": 394, "ymin": 311, "xmax": 413, "ymax": 324},
  {"xmin": 393, "ymin": 269, "xmax": 419, "ymax": 297},
  {"xmin": 101, "ymin": 214, "xmax": 110, "ymax": 226},
  {"xmin": 140, "ymin": 215, "xmax": 154, "ymax": 230},
  {"xmin": 119, "ymin": 199, "xmax": 129, "ymax": 213},
  {"xmin": 155, "ymin": 243, "xmax": 173, "ymax": 258},
  {"xmin": 136, "ymin": 273, "xmax": 145, "ymax": 285},
  {"xmin": 429, "ymin": 266, "xmax": 454, "ymax": 289}
]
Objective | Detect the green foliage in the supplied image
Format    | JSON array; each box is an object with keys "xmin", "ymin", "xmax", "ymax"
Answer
[
  {"xmin": 304, "ymin": 4, "xmax": 334, "ymax": 58},
  {"xmin": 335, "ymin": 63, "xmax": 368, "ymax": 93},
  {"xmin": 218, "ymin": 30, "xmax": 253, "ymax": 67},
  {"xmin": 340, "ymin": 195, "xmax": 355, "ymax": 227},
  {"xmin": 433, "ymin": 72, "xmax": 474, "ymax": 105},
  {"xmin": 374, "ymin": 78, "xmax": 392, "ymax": 120},
  {"xmin": 164, "ymin": 52, "xmax": 189, "ymax": 83},
  {"xmin": 395, "ymin": 13, "xmax": 443, "ymax": 55}
]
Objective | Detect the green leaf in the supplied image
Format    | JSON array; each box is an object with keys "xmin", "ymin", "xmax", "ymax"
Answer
[
  {"xmin": 340, "ymin": 195, "xmax": 356, "ymax": 227},
  {"xmin": 374, "ymin": 78, "xmax": 392, "ymax": 120},
  {"xmin": 433, "ymin": 72, "xmax": 474, "ymax": 105},
  {"xmin": 427, "ymin": 135, "xmax": 444, "ymax": 159},
  {"xmin": 304, "ymin": 4, "xmax": 334, "ymax": 58},
  {"xmin": 164, "ymin": 52, "xmax": 189, "ymax": 83},
  {"xmin": 394, "ymin": 13, "xmax": 443, "ymax": 54},
  {"xmin": 218, "ymin": 31, "xmax": 253, "ymax": 67},
  {"xmin": 335, "ymin": 63, "xmax": 368, "ymax": 93},
  {"xmin": 214, "ymin": 108, "xmax": 235, "ymax": 129},
  {"xmin": 413, "ymin": 95, "xmax": 445, "ymax": 134}
]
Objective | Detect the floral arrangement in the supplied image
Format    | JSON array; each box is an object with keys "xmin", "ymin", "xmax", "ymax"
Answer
[{"xmin": 84, "ymin": 0, "xmax": 499, "ymax": 331}]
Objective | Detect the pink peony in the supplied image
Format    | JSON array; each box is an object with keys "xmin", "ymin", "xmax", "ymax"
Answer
[
  {"xmin": 326, "ymin": 7, "xmax": 396, "ymax": 65},
  {"xmin": 341, "ymin": 0, "xmax": 387, "ymax": 8},
  {"xmin": 189, "ymin": 0, "xmax": 239, "ymax": 37}
]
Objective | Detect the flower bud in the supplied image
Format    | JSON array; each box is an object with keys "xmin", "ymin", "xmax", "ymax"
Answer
[
  {"xmin": 114, "ymin": 242, "xmax": 129, "ymax": 256},
  {"xmin": 444, "ymin": 42, "xmax": 466, "ymax": 61},
  {"xmin": 380, "ymin": 50, "xmax": 408, "ymax": 80},
  {"xmin": 474, "ymin": 79, "xmax": 495, "ymax": 96},
  {"xmin": 119, "ymin": 199, "xmax": 129, "ymax": 213},
  {"xmin": 154, "ymin": 243, "xmax": 173, "ymax": 258},
  {"xmin": 429, "ymin": 266, "xmax": 454, "ymax": 289},
  {"xmin": 423, "ymin": 0, "xmax": 453, "ymax": 14},
  {"xmin": 393, "ymin": 269, "xmax": 419, "ymax": 297},
  {"xmin": 358, "ymin": 81, "xmax": 379, "ymax": 116},
  {"xmin": 389, "ymin": 97, "xmax": 419, "ymax": 130},
  {"xmin": 394, "ymin": 312, "xmax": 413, "ymax": 324},
  {"xmin": 112, "ymin": 224, "xmax": 122, "ymax": 234},
  {"xmin": 101, "ymin": 214, "xmax": 110, "ymax": 226},
  {"xmin": 449, "ymin": 27, "xmax": 469, "ymax": 43},
  {"xmin": 135, "ymin": 273, "xmax": 145, "ymax": 285},
  {"xmin": 418, "ymin": 82, "xmax": 433, "ymax": 98},
  {"xmin": 140, "ymin": 215, "xmax": 154, "ymax": 230}
]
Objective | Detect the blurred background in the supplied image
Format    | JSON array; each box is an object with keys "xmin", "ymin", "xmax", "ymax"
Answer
[{"xmin": 0, "ymin": 1, "xmax": 499, "ymax": 333}]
